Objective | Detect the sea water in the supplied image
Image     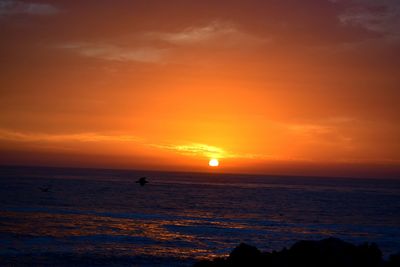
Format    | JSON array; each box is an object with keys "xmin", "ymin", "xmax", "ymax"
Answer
[{"xmin": 0, "ymin": 166, "xmax": 399, "ymax": 266}]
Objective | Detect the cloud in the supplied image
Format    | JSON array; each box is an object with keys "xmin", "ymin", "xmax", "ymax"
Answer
[
  {"xmin": 285, "ymin": 118, "xmax": 355, "ymax": 147},
  {"xmin": 154, "ymin": 143, "xmax": 226, "ymax": 158},
  {"xmin": 287, "ymin": 124, "xmax": 334, "ymax": 136},
  {"xmin": 58, "ymin": 21, "xmax": 266, "ymax": 63},
  {"xmin": 59, "ymin": 42, "xmax": 167, "ymax": 63},
  {"xmin": 338, "ymin": 0, "xmax": 400, "ymax": 39},
  {"xmin": 0, "ymin": 0, "xmax": 59, "ymax": 16},
  {"xmin": 145, "ymin": 21, "xmax": 268, "ymax": 46},
  {"xmin": 153, "ymin": 142, "xmax": 270, "ymax": 160},
  {"xmin": 0, "ymin": 129, "xmax": 141, "ymax": 143}
]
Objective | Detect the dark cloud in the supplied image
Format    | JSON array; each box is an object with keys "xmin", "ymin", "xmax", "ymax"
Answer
[{"xmin": 0, "ymin": 0, "xmax": 59, "ymax": 16}]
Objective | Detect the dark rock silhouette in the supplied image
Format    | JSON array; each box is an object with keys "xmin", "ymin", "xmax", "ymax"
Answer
[
  {"xmin": 194, "ymin": 237, "xmax": 399, "ymax": 267},
  {"xmin": 229, "ymin": 243, "xmax": 263, "ymax": 266},
  {"xmin": 388, "ymin": 252, "xmax": 400, "ymax": 267},
  {"xmin": 135, "ymin": 177, "xmax": 149, "ymax": 186}
]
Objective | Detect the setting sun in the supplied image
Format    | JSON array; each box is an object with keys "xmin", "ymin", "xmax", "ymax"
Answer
[{"xmin": 209, "ymin": 159, "xmax": 219, "ymax": 167}]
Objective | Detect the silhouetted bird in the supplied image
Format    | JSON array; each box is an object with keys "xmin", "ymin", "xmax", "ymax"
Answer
[
  {"xmin": 39, "ymin": 185, "xmax": 52, "ymax": 192},
  {"xmin": 136, "ymin": 177, "xmax": 148, "ymax": 186}
]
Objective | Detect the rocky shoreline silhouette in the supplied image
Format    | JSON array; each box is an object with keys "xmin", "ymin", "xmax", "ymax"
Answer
[{"xmin": 194, "ymin": 238, "xmax": 400, "ymax": 267}]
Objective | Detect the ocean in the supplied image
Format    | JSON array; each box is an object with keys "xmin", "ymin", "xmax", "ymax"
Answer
[{"xmin": 0, "ymin": 166, "xmax": 399, "ymax": 266}]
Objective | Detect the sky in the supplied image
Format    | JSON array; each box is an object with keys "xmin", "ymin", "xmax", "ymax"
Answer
[{"xmin": 0, "ymin": 0, "xmax": 399, "ymax": 177}]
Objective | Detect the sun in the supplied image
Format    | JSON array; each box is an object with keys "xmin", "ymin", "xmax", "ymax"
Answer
[{"xmin": 209, "ymin": 158, "xmax": 219, "ymax": 167}]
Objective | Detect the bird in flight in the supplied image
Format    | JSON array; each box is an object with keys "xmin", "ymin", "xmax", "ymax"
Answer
[
  {"xmin": 136, "ymin": 177, "xmax": 149, "ymax": 186},
  {"xmin": 39, "ymin": 185, "xmax": 52, "ymax": 192}
]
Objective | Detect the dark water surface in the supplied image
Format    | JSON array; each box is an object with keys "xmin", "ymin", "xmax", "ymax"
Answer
[{"xmin": 0, "ymin": 166, "xmax": 399, "ymax": 266}]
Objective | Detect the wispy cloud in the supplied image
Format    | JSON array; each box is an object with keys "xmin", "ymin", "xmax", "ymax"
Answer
[
  {"xmin": 287, "ymin": 124, "xmax": 334, "ymax": 136},
  {"xmin": 154, "ymin": 143, "xmax": 226, "ymax": 158},
  {"xmin": 58, "ymin": 21, "xmax": 266, "ymax": 63},
  {"xmin": 146, "ymin": 21, "xmax": 268, "ymax": 46},
  {"xmin": 0, "ymin": 129, "xmax": 141, "ymax": 143},
  {"xmin": 285, "ymin": 117, "xmax": 355, "ymax": 146},
  {"xmin": 59, "ymin": 42, "xmax": 167, "ymax": 63},
  {"xmin": 0, "ymin": 0, "xmax": 59, "ymax": 16}
]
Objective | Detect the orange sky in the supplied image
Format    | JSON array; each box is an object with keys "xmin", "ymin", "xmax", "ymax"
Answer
[{"xmin": 0, "ymin": 0, "xmax": 399, "ymax": 177}]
